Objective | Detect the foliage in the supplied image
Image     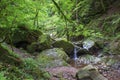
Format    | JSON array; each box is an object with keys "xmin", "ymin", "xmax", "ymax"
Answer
[
  {"xmin": 86, "ymin": 13, "xmax": 120, "ymax": 37},
  {"xmin": 0, "ymin": 57, "xmax": 51, "ymax": 80},
  {"xmin": 0, "ymin": 0, "xmax": 120, "ymax": 79},
  {"xmin": 69, "ymin": 24, "xmax": 103, "ymax": 38},
  {"xmin": 102, "ymin": 14, "xmax": 120, "ymax": 36},
  {"xmin": 0, "ymin": 72, "xmax": 7, "ymax": 80}
]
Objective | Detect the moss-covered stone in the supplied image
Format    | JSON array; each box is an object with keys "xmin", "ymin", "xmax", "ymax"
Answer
[
  {"xmin": 0, "ymin": 24, "xmax": 43, "ymax": 49},
  {"xmin": 76, "ymin": 65, "xmax": 108, "ymax": 80},
  {"xmin": 27, "ymin": 34, "xmax": 53, "ymax": 53},
  {"xmin": 38, "ymin": 34, "xmax": 53, "ymax": 49},
  {"xmin": 11, "ymin": 25, "xmax": 42, "ymax": 44},
  {"xmin": 36, "ymin": 48, "xmax": 69, "ymax": 68},
  {"xmin": 52, "ymin": 39, "xmax": 74, "ymax": 56}
]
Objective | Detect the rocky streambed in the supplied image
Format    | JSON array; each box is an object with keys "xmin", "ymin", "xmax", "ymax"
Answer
[{"xmin": 45, "ymin": 39, "xmax": 120, "ymax": 80}]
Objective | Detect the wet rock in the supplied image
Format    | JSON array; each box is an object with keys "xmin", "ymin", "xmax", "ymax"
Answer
[
  {"xmin": 73, "ymin": 41, "xmax": 83, "ymax": 48},
  {"xmin": 77, "ymin": 48, "xmax": 90, "ymax": 56},
  {"xmin": 83, "ymin": 39, "xmax": 104, "ymax": 55},
  {"xmin": 36, "ymin": 48, "xmax": 69, "ymax": 68},
  {"xmin": 52, "ymin": 39, "xmax": 74, "ymax": 56}
]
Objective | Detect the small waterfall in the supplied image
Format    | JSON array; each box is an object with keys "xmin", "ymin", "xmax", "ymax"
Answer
[
  {"xmin": 71, "ymin": 40, "xmax": 95, "ymax": 67},
  {"xmin": 73, "ymin": 47, "xmax": 78, "ymax": 60}
]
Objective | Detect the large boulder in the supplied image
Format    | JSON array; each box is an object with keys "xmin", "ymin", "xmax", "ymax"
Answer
[
  {"xmin": 76, "ymin": 48, "xmax": 90, "ymax": 57},
  {"xmin": 11, "ymin": 27, "xmax": 42, "ymax": 44},
  {"xmin": 83, "ymin": 39, "xmax": 104, "ymax": 55},
  {"xmin": 36, "ymin": 48, "xmax": 69, "ymax": 68},
  {"xmin": 52, "ymin": 39, "xmax": 74, "ymax": 56},
  {"xmin": 76, "ymin": 65, "xmax": 108, "ymax": 80},
  {"xmin": 1, "ymin": 24, "xmax": 42, "ymax": 49},
  {"xmin": 47, "ymin": 66, "xmax": 78, "ymax": 80},
  {"xmin": 27, "ymin": 34, "xmax": 53, "ymax": 53}
]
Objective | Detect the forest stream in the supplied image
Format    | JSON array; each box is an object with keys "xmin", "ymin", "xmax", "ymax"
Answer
[
  {"xmin": 46, "ymin": 40, "xmax": 120, "ymax": 80},
  {"xmin": 0, "ymin": 0, "xmax": 120, "ymax": 80}
]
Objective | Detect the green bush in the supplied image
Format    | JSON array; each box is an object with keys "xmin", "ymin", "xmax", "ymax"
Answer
[{"xmin": 0, "ymin": 72, "xmax": 7, "ymax": 80}]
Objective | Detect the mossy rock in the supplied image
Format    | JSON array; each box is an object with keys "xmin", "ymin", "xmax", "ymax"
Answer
[
  {"xmin": 83, "ymin": 39, "xmax": 104, "ymax": 54},
  {"xmin": 27, "ymin": 34, "xmax": 53, "ymax": 53},
  {"xmin": 38, "ymin": 34, "xmax": 53, "ymax": 49},
  {"xmin": 1, "ymin": 23, "xmax": 42, "ymax": 44},
  {"xmin": 52, "ymin": 39, "xmax": 74, "ymax": 56},
  {"xmin": 36, "ymin": 48, "xmax": 69, "ymax": 68},
  {"xmin": 11, "ymin": 26, "xmax": 42, "ymax": 44},
  {"xmin": 0, "ymin": 24, "xmax": 42, "ymax": 50},
  {"xmin": 76, "ymin": 65, "xmax": 108, "ymax": 80}
]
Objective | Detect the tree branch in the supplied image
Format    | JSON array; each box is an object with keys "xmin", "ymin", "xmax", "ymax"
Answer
[{"xmin": 51, "ymin": 0, "xmax": 68, "ymax": 21}]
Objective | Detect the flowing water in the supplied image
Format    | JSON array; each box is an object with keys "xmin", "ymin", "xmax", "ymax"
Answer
[
  {"xmin": 73, "ymin": 47, "xmax": 78, "ymax": 60},
  {"xmin": 73, "ymin": 40, "xmax": 94, "ymax": 60},
  {"xmin": 72, "ymin": 40, "xmax": 96, "ymax": 67}
]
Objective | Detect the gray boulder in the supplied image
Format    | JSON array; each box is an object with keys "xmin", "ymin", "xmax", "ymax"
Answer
[
  {"xmin": 76, "ymin": 65, "xmax": 108, "ymax": 80},
  {"xmin": 36, "ymin": 48, "xmax": 69, "ymax": 68}
]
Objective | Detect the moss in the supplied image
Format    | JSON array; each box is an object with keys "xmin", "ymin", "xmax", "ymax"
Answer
[
  {"xmin": 36, "ymin": 48, "xmax": 69, "ymax": 68},
  {"xmin": 11, "ymin": 26, "xmax": 42, "ymax": 44},
  {"xmin": 38, "ymin": 34, "xmax": 53, "ymax": 49},
  {"xmin": 27, "ymin": 34, "xmax": 53, "ymax": 53}
]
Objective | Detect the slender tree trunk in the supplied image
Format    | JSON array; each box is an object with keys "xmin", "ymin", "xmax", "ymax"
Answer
[
  {"xmin": 76, "ymin": 0, "xmax": 79, "ymax": 23},
  {"xmin": 51, "ymin": 0, "xmax": 70, "ymax": 40}
]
